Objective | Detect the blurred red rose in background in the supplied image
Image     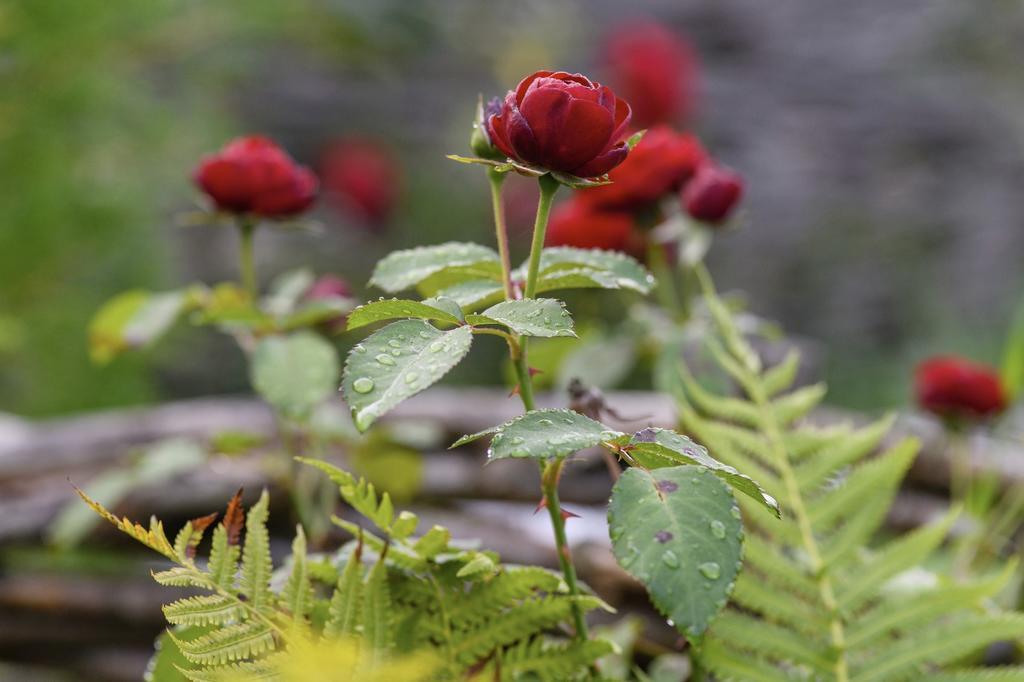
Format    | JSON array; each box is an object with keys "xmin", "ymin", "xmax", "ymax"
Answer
[
  {"xmin": 545, "ymin": 197, "xmax": 642, "ymax": 254},
  {"xmin": 915, "ymin": 355, "xmax": 1007, "ymax": 420},
  {"xmin": 320, "ymin": 138, "xmax": 401, "ymax": 227},
  {"xmin": 603, "ymin": 20, "xmax": 698, "ymax": 128},
  {"xmin": 194, "ymin": 136, "xmax": 317, "ymax": 218},
  {"xmin": 682, "ymin": 163, "xmax": 743, "ymax": 224},
  {"xmin": 579, "ymin": 126, "xmax": 706, "ymax": 210},
  {"xmin": 486, "ymin": 71, "xmax": 632, "ymax": 178}
]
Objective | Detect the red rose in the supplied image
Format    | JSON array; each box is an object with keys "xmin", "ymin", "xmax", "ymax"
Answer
[
  {"xmin": 579, "ymin": 126, "xmax": 706, "ymax": 210},
  {"xmin": 603, "ymin": 20, "xmax": 698, "ymax": 128},
  {"xmin": 682, "ymin": 163, "xmax": 743, "ymax": 224},
  {"xmin": 486, "ymin": 71, "xmax": 632, "ymax": 178},
  {"xmin": 320, "ymin": 138, "xmax": 401, "ymax": 227},
  {"xmin": 545, "ymin": 197, "xmax": 642, "ymax": 255},
  {"xmin": 194, "ymin": 136, "xmax": 317, "ymax": 218},
  {"xmin": 915, "ymin": 356, "xmax": 1007, "ymax": 420}
]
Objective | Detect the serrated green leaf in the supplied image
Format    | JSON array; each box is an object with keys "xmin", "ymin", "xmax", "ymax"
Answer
[
  {"xmin": 430, "ymin": 280, "xmax": 504, "ymax": 311},
  {"xmin": 465, "ymin": 298, "xmax": 575, "ymax": 338},
  {"xmin": 456, "ymin": 553, "xmax": 497, "ymax": 578},
  {"xmin": 346, "ymin": 298, "xmax": 462, "ymax": 331},
  {"xmin": 420, "ymin": 296, "xmax": 464, "ymax": 322},
  {"xmin": 608, "ymin": 465, "xmax": 743, "ymax": 639},
  {"xmin": 531, "ymin": 247, "xmax": 654, "ymax": 294},
  {"xmin": 250, "ymin": 332, "xmax": 339, "ymax": 417},
  {"xmin": 342, "ymin": 320, "xmax": 473, "ymax": 431},
  {"xmin": 485, "ymin": 409, "xmax": 622, "ymax": 461},
  {"xmin": 625, "ymin": 428, "xmax": 780, "ymax": 517},
  {"xmin": 369, "ymin": 243, "xmax": 500, "ymax": 293}
]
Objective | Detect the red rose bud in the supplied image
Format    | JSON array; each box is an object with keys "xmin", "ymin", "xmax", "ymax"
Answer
[
  {"xmin": 486, "ymin": 71, "xmax": 632, "ymax": 178},
  {"xmin": 682, "ymin": 163, "xmax": 743, "ymax": 225},
  {"xmin": 194, "ymin": 136, "xmax": 317, "ymax": 218},
  {"xmin": 579, "ymin": 126, "xmax": 706, "ymax": 210},
  {"xmin": 915, "ymin": 356, "xmax": 1007, "ymax": 421},
  {"xmin": 471, "ymin": 97, "xmax": 505, "ymax": 160},
  {"xmin": 546, "ymin": 197, "xmax": 641, "ymax": 254},
  {"xmin": 604, "ymin": 20, "xmax": 698, "ymax": 128},
  {"xmin": 320, "ymin": 138, "xmax": 401, "ymax": 227},
  {"xmin": 305, "ymin": 274, "xmax": 353, "ymax": 333}
]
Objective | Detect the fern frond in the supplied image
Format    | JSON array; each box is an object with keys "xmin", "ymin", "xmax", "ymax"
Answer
[
  {"xmin": 699, "ymin": 636, "xmax": 799, "ymax": 682},
  {"xmin": 163, "ymin": 595, "xmax": 245, "ymax": 627},
  {"xmin": 178, "ymin": 659, "xmax": 278, "ymax": 682},
  {"xmin": 171, "ymin": 620, "xmax": 276, "ymax": 666},
  {"xmin": 75, "ymin": 487, "xmax": 177, "ymax": 561},
  {"xmin": 325, "ymin": 544, "xmax": 363, "ymax": 638},
  {"xmin": 281, "ymin": 525, "xmax": 312, "ymax": 625},
  {"xmin": 848, "ymin": 563, "xmax": 1016, "ymax": 650},
  {"xmin": 851, "ymin": 614, "xmax": 1024, "ymax": 682},
  {"xmin": 362, "ymin": 551, "xmax": 394, "ymax": 663},
  {"xmin": 207, "ymin": 525, "xmax": 240, "ymax": 590},
  {"xmin": 501, "ymin": 636, "xmax": 614, "ymax": 682},
  {"xmin": 761, "ymin": 349, "xmax": 800, "ymax": 397},
  {"xmin": 173, "ymin": 513, "xmax": 218, "ymax": 563},
  {"xmin": 794, "ymin": 414, "xmax": 895, "ymax": 491},
  {"xmin": 448, "ymin": 566, "xmax": 564, "ymax": 631},
  {"xmin": 297, "ymin": 458, "xmax": 399, "ymax": 534},
  {"xmin": 454, "ymin": 595, "xmax": 603, "ymax": 665},
  {"xmin": 927, "ymin": 670, "xmax": 1024, "ymax": 681},
  {"xmin": 240, "ymin": 491, "xmax": 273, "ymax": 612},
  {"xmin": 153, "ymin": 567, "xmax": 211, "ymax": 588},
  {"xmin": 681, "ymin": 268, "xmax": 1024, "ymax": 681},
  {"xmin": 710, "ymin": 611, "xmax": 834, "ymax": 672},
  {"xmin": 836, "ymin": 508, "xmax": 959, "ymax": 611}
]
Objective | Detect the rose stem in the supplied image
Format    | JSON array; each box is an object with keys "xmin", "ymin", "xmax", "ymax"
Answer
[
  {"xmin": 238, "ymin": 218, "xmax": 257, "ymax": 298},
  {"xmin": 495, "ymin": 171, "xmax": 588, "ymax": 641}
]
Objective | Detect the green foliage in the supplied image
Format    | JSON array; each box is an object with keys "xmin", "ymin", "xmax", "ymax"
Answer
[
  {"xmin": 369, "ymin": 243, "xmax": 501, "ymax": 294},
  {"xmin": 459, "ymin": 408, "xmax": 619, "ymax": 461},
  {"xmin": 342, "ymin": 320, "xmax": 474, "ymax": 431},
  {"xmin": 465, "ymin": 299, "xmax": 576, "ymax": 338},
  {"xmin": 250, "ymin": 332, "xmax": 340, "ymax": 419},
  {"xmin": 82, "ymin": 461, "xmax": 611, "ymax": 681},
  {"xmin": 672, "ymin": 270, "xmax": 1024, "ymax": 680},
  {"xmin": 346, "ymin": 298, "xmax": 463, "ymax": 331},
  {"xmin": 608, "ymin": 465, "xmax": 743, "ymax": 639}
]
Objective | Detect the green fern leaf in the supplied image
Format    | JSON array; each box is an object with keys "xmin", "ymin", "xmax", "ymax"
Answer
[
  {"xmin": 171, "ymin": 620, "xmax": 276, "ymax": 666},
  {"xmin": 163, "ymin": 595, "xmax": 245, "ymax": 627},
  {"xmin": 281, "ymin": 526, "xmax": 312, "ymax": 623},
  {"xmin": 699, "ymin": 636, "xmax": 798, "ymax": 682},
  {"xmin": 207, "ymin": 525, "xmax": 240, "ymax": 590},
  {"xmin": 325, "ymin": 546, "xmax": 363, "ymax": 638},
  {"xmin": 241, "ymin": 491, "xmax": 273, "ymax": 612},
  {"xmin": 851, "ymin": 614, "xmax": 1024, "ymax": 682},
  {"xmin": 502, "ymin": 637, "xmax": 615, "ymax": 682},
  {"xmin": 362, "ymin": 552, "xmax": 394, "ymax": 662},
  {"xmin": 761, "ymin": 349, "xmax": 800, "ymax": 397}
]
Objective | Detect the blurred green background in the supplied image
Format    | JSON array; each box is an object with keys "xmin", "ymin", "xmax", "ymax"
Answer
[{"xmin": 3, "ymin": 0, "xmax": 1024, "ymax": 417}]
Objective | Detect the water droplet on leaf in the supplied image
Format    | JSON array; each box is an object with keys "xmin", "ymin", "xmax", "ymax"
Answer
[
  {"xmin": 710, "ymin": 520, "xmax": 726, "ymax": 539},
  {"xmin": 352, "ymin": 378, "xmax": 374, "ymax": 393},
  {"xmin": 375, "ymin": 354, "xmax": 395, "ymax": 366},
  {"xmin": 662, "ymin": 550, "xmax": 680, "ymax": 569},
  {"xmin": 698, "ymin": 562, "xmax": 721, "ymax": 580}
]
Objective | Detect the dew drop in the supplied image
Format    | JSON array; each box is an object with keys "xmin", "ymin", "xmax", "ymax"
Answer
[
  {"xmin": 661, "ymin": 550, "xmax": 680, "ymax": 569},
  {"xmin": 388, "ymin": 339, "xmax": 402, "ymax": 348},
  {"xmin": 710, "ymin": 520, "xmax": 726, "ymax": 539},
  {"xmin": 375, "ymin": 354, "xmax": 395, "ymax": 366},
  {"xmin": 353, "ymin": 345, "xmax": 367, "ymax": 354},
  {"xmin": 610, "ymin": 526, "xmax": 624, "ymax": 541},
  {"xmin": 352, "ymin": 377, "xmax": 374, "ymax": 393},
  {"xmin": 527, "ymin": 309, "xmax": 542, "ymax": 318},
  {"xmin": 698, "ymin": 561, "xmax": 721, "ymax": 580},
  {"xmin": 510, "ymin": 436, "xmax": 525, "ymax": 445},
  {"xmin": 390, "ymin": 348, "xmax": 401, "ymax": 356},
  {"xmin": 730, "ymin": 506, "xmax": 741, "ymax": 520},
  {"xmin": 405, "ymin": 372, "xmax": 419, "ymax": 384},
  {"xmin": 418, "ymin": 331, "xmax": 432, "ymax": 339},
  {"xmin": 538, "ymin": 418, "xmax": 554, "ymax": 426},
  {"xmin": 429, "ymin": 342, "xmax": 444, "ymax": 352}
]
